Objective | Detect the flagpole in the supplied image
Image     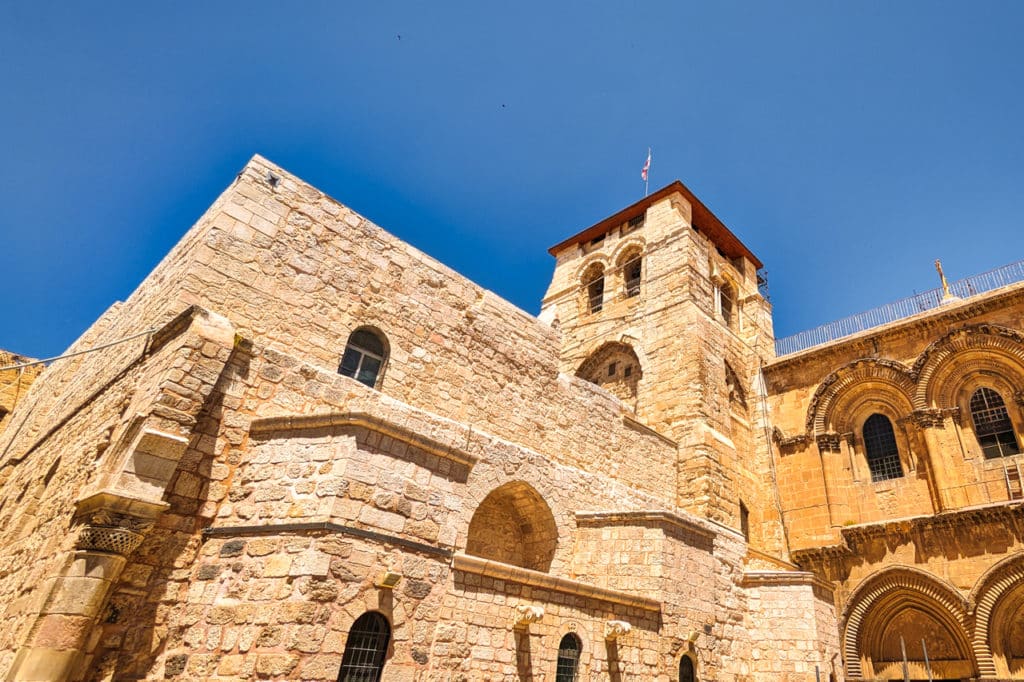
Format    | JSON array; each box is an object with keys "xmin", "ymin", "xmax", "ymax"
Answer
[{"xmin": 644, "ymin": 146, "xmax": 651, "ymax": 197}]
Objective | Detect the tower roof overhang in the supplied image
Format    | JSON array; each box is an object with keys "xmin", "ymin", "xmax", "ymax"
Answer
[{"xmin": 547, "ymin": 180, "xmax": 762, "ymax": 270}]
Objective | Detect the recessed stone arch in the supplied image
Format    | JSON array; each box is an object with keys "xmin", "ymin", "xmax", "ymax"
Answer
[
  {"xmin": 575, "ymin": 341, "xmax": 643, "ymax": 407},
  {"xmin": 805, "ymin": 358, "xmax": 916, "ymax": 435},
  {"xmin": 912, "ymin": 324, "xmax": 1024, "ymax": 410},
  {"xmin": 841, "ymin": 566, "xmax": 973, "ymax": 680},
  {"xmin": 465, "ymin": 481, "xmax": 558, "ymax": 573},
  {"xmin": 969, "ymin": 553, "xmax": 1024, "ymax": 677}
]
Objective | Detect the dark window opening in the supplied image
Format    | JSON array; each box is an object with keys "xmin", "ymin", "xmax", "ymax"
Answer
[
  {"xmin": 739, "ymin": 501, "xmax": 750, "ymax": 541},
  {"xmin": 339, "ymin": 328, "xmax": 387, "ymax": 388},
  {"xmin": 863, "ymin": 414, "xmax": 904, "ymax": 482},
  {"xmin": 589, "ymin": 234, "xmax": 605, "ymax": 246},
  {"xmin": 555, "ymin": 633, "xmax": 581, "ymax": 682},
  {"xmin": 337, "ymin": 612, "xmax": 390, "ymax": 682},
  {"xmin": 970, "ymin": 387, "xmax": 1021, "ymax": 459},
  {"xmin": 607, "ymin": 362, "xmax": 617, "ymax": 376},
  {"xmin": 624, "ymin": 365, "xmax": 632, "ymax": 378},
  {"xmin": 679, "ymin": 655, "xmax": 696, "ymax": 682},
  {"xmin": 624, "ymin": 257, "xmax": 642, "ymax": 298},
  {"xmin": 587, "ymin": 273, "xmax": 605, "ymax": 314},
  {"xmin": 720, "ymin": 283, "xmax": 735, "ymax": 328}
]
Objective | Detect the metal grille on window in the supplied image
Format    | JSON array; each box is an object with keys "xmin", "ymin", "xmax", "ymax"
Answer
[
  {"xmin": 863, "ymin": 413, "xmax": 904, "ymax": 482},
  {"xmin": 624, "ymin": 257, "xmax": 642, "ymax": 298},
  {"xmin": 555, "ymin": 633, "xmax": 581, "ymax": 682},
  {"xmin": 337, "ymin": 612, "xmax": 390, "ymax": 682},
  {"xmin": 339, "ymin": 329, "xmax": 386, "ymax": 388},
  {"xmin": 970, "ymin": 387, "xmax": 1021, "ymax": 459}
]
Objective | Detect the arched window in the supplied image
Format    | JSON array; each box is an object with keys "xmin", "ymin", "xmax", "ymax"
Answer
[
  {"xmin": 970, "ymin": 387, "xmax": 1021, "ymax": 459},
  {"xmin": 679, "ymin": 654, "xmax": 696, "ymax": 682},
  {"xmin": 339, "ymin": 328, "xmax": 387, "ymax": 388},
  {"xmin": 337, "ymin": 612, "xmax": 390, "ymax": 682},
  {"xmin": 555, "ymin": 633, "xmax": 581, "ymax": 682},
  {"xmin": 584, "ymin": 265, "xmax": 605, "ymax": 314},
  {"xmin": 863, "ymin": 413, "xmax": 904, "ymax": 482},
  {"xmin": 623, "ymin": 256, "xmax": 642, "ymax": 298},
  {"xmin": 719, "ymin": 281, "xmax": 735, "ymax": 328}
]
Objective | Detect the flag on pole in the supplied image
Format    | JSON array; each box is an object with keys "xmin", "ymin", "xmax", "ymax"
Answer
[{"xmin": 641, "ymin": 148, "xmax": 651, "ymax": 182}]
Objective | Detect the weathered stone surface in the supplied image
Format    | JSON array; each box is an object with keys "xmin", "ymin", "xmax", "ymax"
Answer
[{"xmin": 1, "ymin": 156, "xmax": 1022, "ymax": 682}]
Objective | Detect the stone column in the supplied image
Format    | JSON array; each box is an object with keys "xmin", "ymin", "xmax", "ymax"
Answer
[
  {"xmin": 909, "ymin": 408, "xmax": 957, "ymax": 511},
  {"xmin": 7, "ymin": 493, "xmax": 164, "ymax": 682}
]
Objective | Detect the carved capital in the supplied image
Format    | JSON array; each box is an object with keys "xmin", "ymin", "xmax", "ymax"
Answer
[
  {"xmin": 76, "ymin": 524, "xmax": 147, "ymax": 556},
  {"xmin": 816, "ymin": 432, "xmax": 842, "ymax": 453},
  {"xmin": 604, "ymin": 620, "xmax": 631, "ymax": 640},
  {"xmin": 772, "ymin": 427, "xmax": 812, "ymax": 454},
  {"xmin": 1014, "ymin": 390, "xmax": 1024, "ymax": 407},
  {"xmin": 514, "ymin": 605, "xmax": 544, "ymax": 628}
]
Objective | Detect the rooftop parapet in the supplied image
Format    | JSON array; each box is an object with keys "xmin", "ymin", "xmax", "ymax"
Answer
[{"xmin": 775, "ymin": 259, "xmax": 1024, "ymax": 356}]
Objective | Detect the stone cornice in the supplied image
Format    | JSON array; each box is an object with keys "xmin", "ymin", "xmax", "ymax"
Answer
[
  {"xmin": 841, "ymin": 501, "xmax": 1024, "ymax": 548},
  {"xmin": 452, "ymin": 553, "xmax": 661, "ymax": 613},
  {"xmin": 741, "ymin": 570, "xmax": 833, "ymax": 595},
  {"xmin": 575, "ymin": 509, "xmax": 716, "ymax": 539},
  {"xmin": 249, "ymin": 410, "xmax": 480, "ymax": 468}
]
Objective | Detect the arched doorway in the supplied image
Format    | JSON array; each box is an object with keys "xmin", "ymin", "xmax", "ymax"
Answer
[
  {"xmin": 843, "ymin": 569, "xmax": 976, "ymax": 680},
  {"xmin": 679, "ymin": 654, "xmax": 696, "ymax": 681}
]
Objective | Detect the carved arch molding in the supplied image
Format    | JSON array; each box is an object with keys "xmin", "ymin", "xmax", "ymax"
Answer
[
  {"xmin": 804, "ymin": 324, "xmax": 1024, "ymax": 437},
  {"xmin": 842, "ymin": 557, "xmax": 1024, "ymax": 679}
]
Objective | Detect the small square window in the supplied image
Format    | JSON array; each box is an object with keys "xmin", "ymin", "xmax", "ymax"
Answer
[
  {"xmin": 624, "ymin": 366, "xmax": 632, "ymax": 377},
  {"xmin": 608, "ymin": 362, "xmax": 617, "ymax": 376}
]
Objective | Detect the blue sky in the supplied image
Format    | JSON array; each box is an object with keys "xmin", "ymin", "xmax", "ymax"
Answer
[{"xmin": 3, "ymin": 2, "xmax": 1024, "ymax": 358}]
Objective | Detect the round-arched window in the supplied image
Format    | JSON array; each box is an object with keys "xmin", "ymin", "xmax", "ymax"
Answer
[
  {"xmin": 555, "ymin": 633, "xmax": 581, "ymax": 682},
  {"xmin": 337, "ymin": 611, "xmax": 390, "ymax": 682},
  {"xmin": 970, "ymin": 387, "xmax": 1021, "ymax": 459}
]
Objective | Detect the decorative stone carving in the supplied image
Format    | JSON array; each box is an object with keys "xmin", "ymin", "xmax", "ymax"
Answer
[
  {"xmin": 772, "ymin": 427, "xmax": 812, "ymax": 454},
  {"xmin": 513, "ymin": 604, "xmax": 544, "ymax": 628},
  {"xmin": 604, "ymin": 620, "xmax": 631, "ymax": 640},
  {"xmin": 816, "ymin": 432, "xmax": 842, "ymax": 453}
]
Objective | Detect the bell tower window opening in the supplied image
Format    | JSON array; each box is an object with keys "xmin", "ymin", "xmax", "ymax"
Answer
[
  {"xmin": 339, "ymin": 328, "xmax": 388, "ymax": 389},
  {"xmin": 584, "ymin": 265, "xmax": 605, "ymax": 314},
  {"xmin": 719, "ymin": 281, "xmax": 736, "ymax": 328},
  {"xmin": 863, "ymin": 413, "xmax": 904, "ymax": 482},
  {"xmin": 970, "ymin": 387, "xmax": 1021, "ymax": 458},
  {"xmin": 624, "ymin": 256, "xmax": 642, "ymax": 298}
]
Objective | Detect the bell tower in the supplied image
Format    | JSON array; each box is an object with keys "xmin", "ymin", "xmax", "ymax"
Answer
[{"xmin": 540, "ymin": 182, "xmax": 785, "ymax": 553}]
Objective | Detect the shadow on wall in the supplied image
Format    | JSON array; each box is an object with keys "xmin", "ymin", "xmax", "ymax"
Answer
[{"xmin": 85, "ymin": 345, "xmax": 251, "ymax": 679}]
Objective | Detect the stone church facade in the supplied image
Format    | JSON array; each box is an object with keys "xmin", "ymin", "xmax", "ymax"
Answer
[{"xmin": 0, "ymin": 155, "xmax": 1020, "ymax": 681}]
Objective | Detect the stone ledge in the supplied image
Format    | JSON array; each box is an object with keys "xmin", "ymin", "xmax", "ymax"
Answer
[
  {"xmin": 452, "ymin": 553, "xmax": 661, "ymax": 613},
  {"xmin": 249, "ymin": 410, "xmax": 480, "ymax": 468},
  {"xmin": 741, "ymin": 570, "xmax": 833, "ymax": 593},
  {"xmin": 575, "ymin": 509, "xmax": 715, "ymax": 539},
  {"xmin": 621, "ymin": 415, "xmax": 678, "ymax": 447}
]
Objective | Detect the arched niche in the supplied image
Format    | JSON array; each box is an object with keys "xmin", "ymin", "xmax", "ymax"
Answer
[
  {"xmin": 465, "ymin": 481, "xmax": 558, "ymax": 572},
  {"xmin": 575, "ymin": 342, "xmax": 643, "ymax": 407}
]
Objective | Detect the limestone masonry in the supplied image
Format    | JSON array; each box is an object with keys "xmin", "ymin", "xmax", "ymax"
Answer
[{"xmin": 0, "ymin": 155, "xmax": 1021, "ymax": 681}]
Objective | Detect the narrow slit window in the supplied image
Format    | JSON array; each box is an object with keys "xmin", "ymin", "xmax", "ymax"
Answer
[
  {"xmin": 863, "ymin": 414, "xmax": 904, "ymax": 482},
  {"xmin": 970, "ymin": 387, "xmax": 1021, "ymax": 458},
  {"xmin": 339, "ymin": 328, "xmax": 387, "ymax": 388},
  {"xmin": 337, "ymin": 612, "xmax": 390, "ymax": 682},
  {"xmin": 555, "ymin": 633, "xmax": 581, "ymax": 682}
]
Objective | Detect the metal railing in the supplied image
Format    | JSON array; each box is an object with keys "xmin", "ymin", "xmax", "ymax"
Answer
[{"xmin": 775, "ymin": 259, "xmax": 1024, "ymax": 356}]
